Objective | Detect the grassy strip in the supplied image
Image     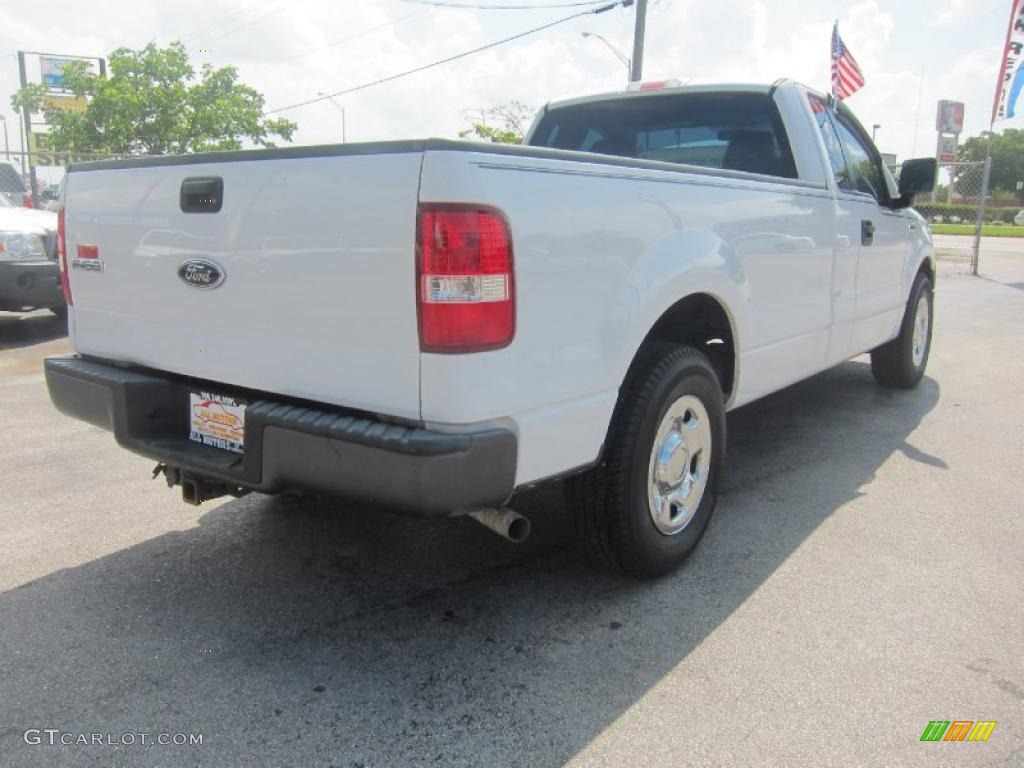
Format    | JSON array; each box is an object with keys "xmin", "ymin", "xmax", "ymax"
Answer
[{"xmin": 930, "ymin": 223, "xmax": 1024, "ymax": 237}]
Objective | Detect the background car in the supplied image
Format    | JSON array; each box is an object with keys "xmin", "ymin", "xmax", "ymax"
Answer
[{"xmin": 0, "ymin": 190, "xmax": 65, "ymax": 319}]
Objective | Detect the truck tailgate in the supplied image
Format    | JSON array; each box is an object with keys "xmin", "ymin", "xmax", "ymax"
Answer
[{"xmin": 63, "ymin": 149, "xmax": 424, "ymax": 419}]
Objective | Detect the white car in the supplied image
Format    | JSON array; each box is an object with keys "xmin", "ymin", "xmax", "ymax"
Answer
[
  {"xmin": 45, "ymin": 80, "xmax": 936, "ymax": 576},
  {"xmin": 0, "ymin": 191, "xmax": 64, "ymax": 316}
]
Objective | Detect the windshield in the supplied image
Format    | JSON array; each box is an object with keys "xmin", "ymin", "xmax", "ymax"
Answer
[
  {"xmin": 0, "ymin": 191, "xmax": 14, "ymax": 208},
  {"xmin": 528, "ymin": 92, "xmax": 797, "ymax": 179}
]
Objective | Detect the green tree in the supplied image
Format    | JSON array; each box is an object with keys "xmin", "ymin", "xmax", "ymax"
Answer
[
  {"xmin": 10, "ymin": 42, "xmax": 296, "ymax": 156},
  {"xmin": 459, "ymin": 101, "xmax": 533, "ymax": 144},
  {"xmin": 956, "ymin": 128, "xmax": 1024, "ymax": 197}
]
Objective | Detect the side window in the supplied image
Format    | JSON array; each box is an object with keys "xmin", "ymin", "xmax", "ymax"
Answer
[
  {"xmin": 880, "ymin": 155, "xmax": 901, "ymax": 200},
  {"xmin": 831, "ymin": 114, "xmax": 885, "ymax": 201},
  {"xmin": 807, "ymin": 95, "xmax": 850, "ymax": 189}
]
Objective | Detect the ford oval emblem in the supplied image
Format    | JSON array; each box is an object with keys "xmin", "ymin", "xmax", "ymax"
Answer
[{"xmin": 177, "ymin": 258, "xmax": 225, "ymax": 290}]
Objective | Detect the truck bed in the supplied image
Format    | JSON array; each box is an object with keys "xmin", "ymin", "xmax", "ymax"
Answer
[{"xmin": 64, "ymin": 144, "xmax": 426, "ymax": 419}]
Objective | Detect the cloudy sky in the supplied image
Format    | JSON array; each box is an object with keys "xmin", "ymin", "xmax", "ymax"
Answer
[{"xmin": 0, "ymin": 0, "xmax": 1014, "ymax": 181}]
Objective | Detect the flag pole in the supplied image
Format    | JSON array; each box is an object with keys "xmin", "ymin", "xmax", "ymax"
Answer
[
  {"xmin": 831, "ymin": 19, "xmax": 838, "ymax": 100},
  {"xmin": 977, "ymin": 0, "xmax": 1018, "ymax": 274}
]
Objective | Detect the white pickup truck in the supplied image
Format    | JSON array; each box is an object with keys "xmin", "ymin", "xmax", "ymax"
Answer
[{"xmin": 45, "ymin": 80, "xmax": 936, "ymax": 576}]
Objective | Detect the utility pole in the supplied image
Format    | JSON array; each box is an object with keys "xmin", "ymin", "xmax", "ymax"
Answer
[
  {"xmin": 18, "ymin": 115, "xmax": 27, "ymax": 176},
  {"xmin": 0, "ymin": 115, "xmax": 8, "ymax": 160},
  {"xmin": 17, "ymin": 52, "xmax": 40, "ymax": 207},
  {"xmin": 630, "ymin": 0, "xmax": 647, "ymax": 83},
  {"xmin": 972, "ymin": 129, "xmax": 994, "ymax": 276}
]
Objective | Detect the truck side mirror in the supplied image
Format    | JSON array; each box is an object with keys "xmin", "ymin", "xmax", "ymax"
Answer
[{"xmin": 894, "ymin": 158, "xmax": 937, "ymax": 208}]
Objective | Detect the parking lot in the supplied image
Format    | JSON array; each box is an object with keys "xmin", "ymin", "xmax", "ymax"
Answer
[{"xmin": 1, "ymin": 250, "xmax": 1022, "ymax": 767}]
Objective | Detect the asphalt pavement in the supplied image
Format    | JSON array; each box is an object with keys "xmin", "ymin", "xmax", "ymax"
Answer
[{"xmin": 0, "ymin": 253, "xmax": 1021, "ymax": 767}]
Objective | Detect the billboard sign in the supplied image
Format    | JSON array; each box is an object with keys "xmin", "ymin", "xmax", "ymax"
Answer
[
  {"xmin": 43, "ymin": 94, "xmax": 88, "ymax": 113},
  {"xmin": 938, "ymin": 135, "xmax": 958, "ymax": 164},
  {"xmin": 39, "ymin": 54, "xmax": 103, "ymax": 95},
  {"xmin": 17, "ymin": 51, "xmax": 107, "ymax": 201},
  {"xmin": 936, "ymin": 100, "xmax": 965, "ymax": 134}
]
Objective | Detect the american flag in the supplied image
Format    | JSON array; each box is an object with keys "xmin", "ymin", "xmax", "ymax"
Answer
[{"xmin": 831, "ymin": 23, "xmax": 865, "ymax": 100}]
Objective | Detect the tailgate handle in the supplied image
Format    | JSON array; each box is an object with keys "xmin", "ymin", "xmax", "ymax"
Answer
[{"xmin": 180, "ymin": 177, "xmax": 223, "ymax": 213}]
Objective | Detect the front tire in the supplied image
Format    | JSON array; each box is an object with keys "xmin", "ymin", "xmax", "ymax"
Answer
[
  {"xmin": 565, "ymin": 344, "xmax": 726, "ymax": 578},
  {"xmin": 870, "ymin": 273, "xmax": 933, "ymax": 389}
]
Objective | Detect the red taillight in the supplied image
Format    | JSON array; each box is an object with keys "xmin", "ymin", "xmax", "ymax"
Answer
[
  {"xmin": 22, "ymin": 194, "xmax": 34, "ymax": 209},
  {"xmin": 417, "ymin": 205, "xmax": 515, "ymax": 352},
  {"xmin": 57, "ymin": 207, "xmax": 72, "ymax": 305}
]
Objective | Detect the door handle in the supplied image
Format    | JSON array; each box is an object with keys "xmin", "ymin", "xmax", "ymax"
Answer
[
  {"xmin": 861, "ymin": 219, "xmax": 875, "ymax": 246},
  {"xmin": 180, "ymin": 176, "xmax": 223, "ymax": 213}
]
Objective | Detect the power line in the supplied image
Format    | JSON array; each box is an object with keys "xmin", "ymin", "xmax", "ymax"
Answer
[
  {"xmin": 246, "ymin": 9, "xmax": 428, "ymax": 75},
  {"xmin": 400, "ymin": 0, "xmax": 611, "ymax": 8},
  {"xmin": 179, "ymin": 0, "xmax": 283, "ymax": 43},
  {"xmin": 198, "ymin": 0, "xmax": 306, "ymax": 41},
  {"xmin": 179, "ymin": 0, "xmax": 275, "ymax": 42},
  {"xmin": 268, "ymin": 0, "xmax": 624, "ymax": 114}
]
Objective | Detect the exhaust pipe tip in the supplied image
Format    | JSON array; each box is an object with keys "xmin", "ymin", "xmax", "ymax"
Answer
[
  {"xmin": 505, "ymin": 514, "xmax": 531, "ymax": 544},
  {"xmin": 467, "ymin": 507, "xmax": 531, "ymax": 543}
]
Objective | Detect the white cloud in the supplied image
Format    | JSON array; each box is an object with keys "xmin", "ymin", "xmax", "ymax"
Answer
[{"xmin": 935, "ymin": 0, "xmax": 973, "ymax": 26}]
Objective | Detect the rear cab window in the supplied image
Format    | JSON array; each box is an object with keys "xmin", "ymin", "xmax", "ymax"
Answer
[{"xmin": 528, "ymin": 91, "xmax": 798, "ymax": 180}]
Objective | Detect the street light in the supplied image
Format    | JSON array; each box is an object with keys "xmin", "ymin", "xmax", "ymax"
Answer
[
  {"xmin": 581, "ymin": 32, "xmax": 631, "ymax": 83},
  {"xmin": 0, "ymin": 115, "xmax": 8, "ymax": 160},
  {"xmin": 317, "ymin": 92, "xmax": 346, "ymax": 144},
  {"xmin": 872, "ymin": 123, "xmax": 881, "ymax": 143}
]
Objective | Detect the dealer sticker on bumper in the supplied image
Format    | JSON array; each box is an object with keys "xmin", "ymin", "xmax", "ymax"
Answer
[{"xmin": 189, "ymin": 391, "xmax": 247, "ymax": 454}]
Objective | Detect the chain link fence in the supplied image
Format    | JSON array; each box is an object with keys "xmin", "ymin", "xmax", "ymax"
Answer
[
  {"xmin": 911, "ymin": 159, "xmax": 995, "ymax": 275},
  {"xmin": 0, "ymin": 149, "xmax": 133, "ymax": 210}
]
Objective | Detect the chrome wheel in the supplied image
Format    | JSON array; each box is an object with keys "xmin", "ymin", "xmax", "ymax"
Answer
[
  {"xmin": 647, "ymin": 395, "xmax": 712, "ymax": 536},
  {"xmin": 911, "ymin": 293, "xmax": 930, "ymax": 368}
]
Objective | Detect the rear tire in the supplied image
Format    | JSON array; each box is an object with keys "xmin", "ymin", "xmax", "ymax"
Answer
[
  {"xmin": 565, "ymin": 344, "xmax": 726, "ymax": 578},
  {"xmin": 870, "ymin": 273, "xmax": 933, "ymax": 389}
]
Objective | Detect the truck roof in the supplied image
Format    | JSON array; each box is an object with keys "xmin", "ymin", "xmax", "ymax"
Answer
[{"xmin": 544, "ymin": 81, "xmax": 784, "ymax": 112}]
